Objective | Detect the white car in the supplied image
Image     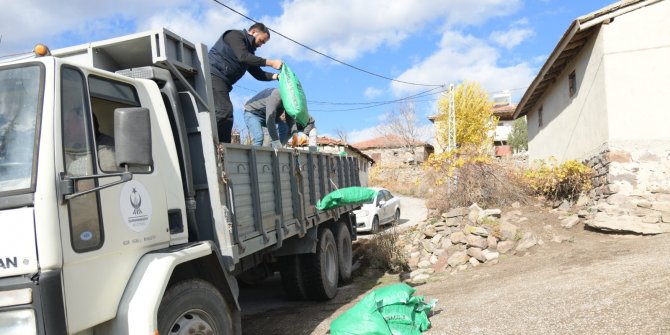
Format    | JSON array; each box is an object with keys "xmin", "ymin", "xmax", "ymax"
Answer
[{"xmin": 354, "ymin": 188, "xmax": 401, "ymax": 233}]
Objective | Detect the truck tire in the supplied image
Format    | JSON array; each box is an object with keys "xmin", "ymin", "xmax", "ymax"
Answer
[
  {"xmin": 278, "ymin": 255, "xmax": 307, "ymax": 300},
  {"xmin": 301, "ymin": 227, "xmax": 339, "ymax": 300},
  {"xmin": 158, "ymin": 279, "xmax": 233, "ymax": 335},
  {"xmin": 334, "ymin": 222, "xmax": 353, "ymax": 283}
]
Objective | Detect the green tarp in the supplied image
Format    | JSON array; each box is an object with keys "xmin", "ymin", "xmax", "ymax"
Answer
[
  {"xmin": 330, "ymin": 283, "xmax": 436, "ymax": 335},
  {"xmin": 278, "ymin": 63, "xmax": 310, "ymax": 126},
  {"xmin": 316, "ymin": 186, "xmax": 376, "ymax": 211}
]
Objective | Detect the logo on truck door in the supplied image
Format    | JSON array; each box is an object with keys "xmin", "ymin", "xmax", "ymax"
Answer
[{"xmin": 120, "ymin": 180, "xmax": 152, "ymax": 232}]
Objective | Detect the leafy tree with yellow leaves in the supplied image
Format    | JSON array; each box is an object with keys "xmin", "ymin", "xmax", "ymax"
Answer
[{"xmin": 434, "ymin": 81, "xmax": 497, "ymax": 154}]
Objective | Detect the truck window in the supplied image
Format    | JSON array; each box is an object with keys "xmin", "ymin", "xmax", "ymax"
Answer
[
  {"xmin": 87, "ymin": 76, "xmax": 150, "ymax": 173},
  {"xmin": 61, "ymin": 67, "xmax": 104, "ymax": 252},
  {"xmin": 0, "ymin": 64, "xmax": 43, "ymax": 195}
]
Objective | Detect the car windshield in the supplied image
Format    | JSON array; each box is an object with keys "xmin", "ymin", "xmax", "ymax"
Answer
[{"xmin": 0, "ymin": 64, "xmax": 42, "ymax": 194}]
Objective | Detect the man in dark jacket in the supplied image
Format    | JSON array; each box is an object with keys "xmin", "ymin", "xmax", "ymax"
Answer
[{"xmin": 208, "ymin": 22, "xmax": 282, "ymax": 143}]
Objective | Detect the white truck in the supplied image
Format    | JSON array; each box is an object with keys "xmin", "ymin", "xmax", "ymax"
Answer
[{"xmin": 0, "ymin": 28, "xmax": 362, "ymax": 334}]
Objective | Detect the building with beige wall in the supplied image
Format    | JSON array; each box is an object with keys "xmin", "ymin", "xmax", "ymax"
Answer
[{"xmin": 514, "ymin": 0, "xmax": 670, "ymax": 229}]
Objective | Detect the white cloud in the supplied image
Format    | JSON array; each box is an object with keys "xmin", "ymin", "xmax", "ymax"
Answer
[
  {"xmin": 0, "ymin": 0, "xmax": 249, "ymax": 54},
  {"xmin": 364, "ymin": 87, "xmax": 383, "ymax": 99},
  {"xmin": 391, "ymin": 31, "xmax": 535, "ymax": 99},
  {"xmin": 1, "ymin": 0, "xmax": 522, "ymax": 66},
  {"xmin": 347, "ymin": 126, "xmax": 382, "ymax": 144},
  {"xmin": 261, "ymin": 0, "xmax": 521, "ymax": 62},
  {"xmin": 489, "ymin": 28, "xmax": 535, "ymax": 49}
]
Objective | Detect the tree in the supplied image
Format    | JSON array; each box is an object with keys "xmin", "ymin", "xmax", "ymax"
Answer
[
  {"xmin": 508, "ymin": 116, "xmax": 528, "ymax": 153},
  {"xmin": 377, "ymin": 100, "xmax": 423, "ymax": 154},
  {"xmin": 333, "ymin": 128, "xmax": 351, "ymax": 145},
  {"xmin": 434, "ymin": 81, "xmax": 496, "ymax": 153}
]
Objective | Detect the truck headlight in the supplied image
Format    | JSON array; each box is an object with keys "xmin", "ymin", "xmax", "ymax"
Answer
[
  {"xmin": 0, "ymin": 309, "xmax": 37, "ymax": 335},
  {"xmin": 0, "ymin": 288, "xmax": 32, "ymax": 307}
]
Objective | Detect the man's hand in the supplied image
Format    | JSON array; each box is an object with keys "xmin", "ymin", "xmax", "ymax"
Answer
[{"xmin": 267, "ymin": 59, "xmax": 283, "ymax": 70}]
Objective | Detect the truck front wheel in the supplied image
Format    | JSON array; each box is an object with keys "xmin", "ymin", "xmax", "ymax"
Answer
[
  {"xmin": 158, "ymin": 279, "xmax": 233, "ymax": 335},
  {"xmin": 301, "ymin": 227, "xmax": 339, "ymax": 300}
]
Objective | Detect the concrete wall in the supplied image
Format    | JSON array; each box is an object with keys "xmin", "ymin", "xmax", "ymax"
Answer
[
  {"xmin": 494, "ymin": 120, "xmax": 514, "ymax": 142},
  {"xmin": 602, "ymin": 0, "xmax": 670, "ymax": 142},
  {"xmin": 527, "ymin": 26, "xmax": 609, "ymax": 162}
]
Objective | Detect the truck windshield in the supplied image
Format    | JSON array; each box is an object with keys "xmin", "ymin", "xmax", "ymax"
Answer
[{"xmin": 0, "ymin": 64, "xmax": 43, "ymax": 194}]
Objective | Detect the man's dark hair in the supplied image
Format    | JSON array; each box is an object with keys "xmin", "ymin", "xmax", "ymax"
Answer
[{"xmin": 249, "ymin": 22, "xmax": 270, "ymax": 37}]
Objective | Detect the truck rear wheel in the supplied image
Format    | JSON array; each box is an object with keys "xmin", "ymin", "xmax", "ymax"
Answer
[
  {"xmin": 279, "ymin": 254, "xmax": 307, "ymax": 300},
  {"xmin": 301, "ymin": 227, "xmax": 339, "ymax": 300},
  {"xmin": 158, "ymin": 279, "xmax": 233, "ymax": 335},
  {"xmin": 334, "ymin": 222, "xmax": 353, "ymax": 283}
]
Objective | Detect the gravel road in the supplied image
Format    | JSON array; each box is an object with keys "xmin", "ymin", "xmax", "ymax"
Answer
[{"xmin": 241, "ymin": 198, "xmax": 670, "ymax": 334}]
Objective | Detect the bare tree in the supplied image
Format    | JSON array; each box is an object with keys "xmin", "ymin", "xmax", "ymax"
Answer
[
  {"xmin": 378, "ymin": 100, "xmax": 422, "ymax": 154},
  {"xmin": 334, "ymin": 128, "xmax": 349, "ymax": 144}
]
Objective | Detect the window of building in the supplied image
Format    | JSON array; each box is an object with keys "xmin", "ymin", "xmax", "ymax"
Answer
[
  {"xmin": 538, "ymin": 105, "xmax": 543, "ymax": 128},
  {"xmin": 569, "ymin": 70, "xmax": 576, "ymax": 97}
]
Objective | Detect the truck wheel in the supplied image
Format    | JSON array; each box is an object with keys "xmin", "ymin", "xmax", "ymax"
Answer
[
  {"xmin": 334, "ymin": 222, "xmax": 353, "ymax": 283},
  {"xmin": 301, "ymin": 227, "xmax": 339, "ymax": 300},
  {"xmin": 279, "ymin": 255, "xmax": 307, "ymax": 300},
  {"xmin": 158, "ymin": 279, "xmax": 233, "ymax": 335}
]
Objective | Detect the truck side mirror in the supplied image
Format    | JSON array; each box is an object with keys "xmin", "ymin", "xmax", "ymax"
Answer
[{"xmin": 114, "ymin": 107, "xmax": 152, "ymax": 167}]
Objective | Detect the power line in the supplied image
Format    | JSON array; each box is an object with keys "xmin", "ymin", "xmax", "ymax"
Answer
[
  {"xmin": 311, "ymin": 88, "xmax": 449, "ymax": 112},
  {"xmin": 210, "ymin": 0, "xmax": 444, "ymax": 87},
  {"xmin": 236, "ymin": 84, "xmax": 445, "ymax": 109}
]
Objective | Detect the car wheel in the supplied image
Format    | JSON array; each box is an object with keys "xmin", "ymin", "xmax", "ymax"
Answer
[
  {"xmin": 371, "ymin": 216, "xmax": 380, "ymax": 234},
  {"xmin": 394, "ymin": 208, "xmax": 401, "ymax": 225}
]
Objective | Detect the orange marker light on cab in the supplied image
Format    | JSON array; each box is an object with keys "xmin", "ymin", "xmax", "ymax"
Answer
[{"xmin": 33, "ymin": 44, "xmax": 50, "ymax": 56}]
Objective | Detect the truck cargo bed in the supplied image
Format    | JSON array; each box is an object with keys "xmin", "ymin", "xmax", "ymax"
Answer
[{"xmin": 221, "ymin": 144, "xmax": 361, "ymax": 258}]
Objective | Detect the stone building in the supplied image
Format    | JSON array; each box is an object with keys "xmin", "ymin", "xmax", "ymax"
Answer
[{"xmin": 352, "ymin": 135, "xmax": 434, "ymax": 167}]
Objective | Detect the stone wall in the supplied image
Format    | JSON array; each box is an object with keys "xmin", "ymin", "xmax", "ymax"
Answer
[
  {"xmin": 583, "ymin": 140, "xmax": 670, "ymax": 233},
  {"xmin": 361, "ymin": 146, "xmax": 431, "ymax": 167}
]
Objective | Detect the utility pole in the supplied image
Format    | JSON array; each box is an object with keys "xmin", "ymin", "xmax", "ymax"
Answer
[
  {"xmin": 446, "ymin": 83, "xmax": 457, "ymax": 194},
  {"xmin": 447, "ymin": 83, "xmax": 456, "ymax": 153}
]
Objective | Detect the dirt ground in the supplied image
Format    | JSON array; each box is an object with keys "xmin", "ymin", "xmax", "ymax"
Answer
[{"xmin": 240, "ymin": 200, "xmax": 670, "ymax": 334}]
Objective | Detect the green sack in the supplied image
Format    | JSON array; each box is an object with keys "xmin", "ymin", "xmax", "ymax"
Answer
[
  {"xmin": 372, "ymin": 283, "xmax": 416, "ymax": 307},
  {"xmin": 316, "ymin": 186, "xmax": 376, "ymax": 211},
  {"xmin": 330, "ymin": 292, "xmax": 392, "ymax": 335},
  {"xmin": 388, "ymin": 323, "xmax": 422, "ymax": 335},
  {"xmin": 380, "ymin": 304, "xmax": 415, "ymax": 325},
  {"xmin": 278, "ymin": 63, "xmax": 309, "ymax": 126}
]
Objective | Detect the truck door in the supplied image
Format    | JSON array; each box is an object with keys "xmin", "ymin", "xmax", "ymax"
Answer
[{"xmin": 57, "ymin": 66, "xmax": 170, "ymax": 333}]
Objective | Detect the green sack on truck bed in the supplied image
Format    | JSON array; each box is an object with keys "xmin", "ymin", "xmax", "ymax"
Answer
[
  {"xmin": 279, "ymin": 63, "xmax": 310, "ymax": 126},
  {"xmin": 316, "ymin": 186, "xmax": 376, "ymax": 211}
]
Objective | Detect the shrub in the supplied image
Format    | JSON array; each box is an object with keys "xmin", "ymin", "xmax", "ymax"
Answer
[
  {"xmin": 356, "ymin": 228, "xmax": 408, "ymax": 273},
  {"xmin": 524, "ymin": 158, "xmax": 593, "ymax": 201},
  {"xmin": 425, "ymin": 148, "xmax": 531, "ymax": 214}
]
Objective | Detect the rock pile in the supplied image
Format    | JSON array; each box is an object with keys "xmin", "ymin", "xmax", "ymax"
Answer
[{"xmin": 400, "ymin": 203, "xmax": 542, "ymax": 284}]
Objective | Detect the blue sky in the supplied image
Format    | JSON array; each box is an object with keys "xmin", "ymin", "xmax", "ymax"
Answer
[{"xmin": 0, "ymin": 0, "xmax": 615, "ymax": 143}]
